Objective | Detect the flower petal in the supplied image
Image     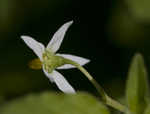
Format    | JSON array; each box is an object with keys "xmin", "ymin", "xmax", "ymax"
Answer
[
  {"xmin": 56, "ymin": 54, "xmax": 90, "ymax": 69},
  {"xmin": 46, "ymin": 21, "xmax": 73, "ymax": 53},
  {"xmin": 52, "ymin": 70, "xmax": 76, "ymax": 94},
  {"xmin": 21, "ymin": 35, "xmax": 45, "ymax": 61},
  {"xmin": 42, "ymin": 66, "xmax": 54, "ymax": 82}
]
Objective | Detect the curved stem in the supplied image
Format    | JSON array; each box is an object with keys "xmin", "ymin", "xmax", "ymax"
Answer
[
  {"xmin": 105, "ymin": 95, "xmax": 126, "ymax": 112},
  {"xmin": 75, "ymin": 63, "xmax": 107, "ymax": 101},
  {"xmin": 65, "ymin": 59, "xmax": 127, "ymax": 112}
]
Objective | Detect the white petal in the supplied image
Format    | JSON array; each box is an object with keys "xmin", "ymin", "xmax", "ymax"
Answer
[
  {"xmin": 52, "ymin": 70, "xmax": 76, "ymax": 94},
  {"xmin": 42, "ymin": 66, "xmax": 54, "ymax": 82},
  {"xmin": 57, "ymin": 64, "xmax": 75, "ymax": 69},
  {"xmin": 21, "ymin": 35, "xmax": 45, "ymax": 61},
  {"xmin": 46, "ymin": 21, "xmax": 73, "ymax": 53},
  {"xmin": 56, "ymin": 54, "xmax": 90, "ymax": 69}
]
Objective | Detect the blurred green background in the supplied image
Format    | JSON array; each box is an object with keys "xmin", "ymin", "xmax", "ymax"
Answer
[{"xmin": 1, "ymin": 0, "xmax": 150, "ymax": 101}]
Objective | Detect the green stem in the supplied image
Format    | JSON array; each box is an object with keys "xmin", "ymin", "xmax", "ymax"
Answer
[
  {"xmin": 74, "ymin": 63, "xmax": 107, "ymax": 101},
  {"xmin": 105, "ymin": 95, "xmax": 126, "ymax": 112},
  {"xmin": 65, "ymin": 59, "xmax": 127, "ymax": 112}
]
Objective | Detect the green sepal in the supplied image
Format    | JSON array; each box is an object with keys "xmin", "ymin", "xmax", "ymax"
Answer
[{"xmin": 43, "ymin": 50, "xmax": 66, "ymax": 73}]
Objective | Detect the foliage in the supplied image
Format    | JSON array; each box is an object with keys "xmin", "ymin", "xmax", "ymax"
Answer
[
  {"xmin": 0, "ymin": 92, "xmax": 110, "ymax": 114},
  {"xmin": 126, "ymin": 53, "xmax": 149, "ymax": 114}
]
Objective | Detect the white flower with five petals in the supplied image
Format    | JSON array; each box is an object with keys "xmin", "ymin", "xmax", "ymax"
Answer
[{"xmin": 21, "ymin": 21, "xmax": 90, "ymax": 94}]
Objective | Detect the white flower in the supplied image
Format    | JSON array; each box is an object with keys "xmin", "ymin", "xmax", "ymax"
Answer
[{"xmin": 21, "ymin": 21, "xmax": 90, "ymax": 94}]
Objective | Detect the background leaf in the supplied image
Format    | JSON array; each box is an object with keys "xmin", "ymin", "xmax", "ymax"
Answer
[
  {"xmin": 0, "ymin": 92, "xmax": 110, "ymax": 114},
  {"xmin": 126, "ymin": 53, "xmax": 149, "ymax": 114},
  {"xmin": 144, "ymin": 104, "xmax": 150, "ymax": 114},
  {"xmin": 126, "ymin": 0, "xmax": 150, "ymax": 22}
]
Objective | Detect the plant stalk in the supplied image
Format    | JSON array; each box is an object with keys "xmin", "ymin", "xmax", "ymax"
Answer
[{"xmin": 66, "ymin": 59, "xmax": 127, "ymax": 112}]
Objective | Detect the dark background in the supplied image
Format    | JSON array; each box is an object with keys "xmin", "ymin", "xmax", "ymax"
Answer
[{"xmin": 1, "ymin": 0, "xmax": 150, "ymax": 100}]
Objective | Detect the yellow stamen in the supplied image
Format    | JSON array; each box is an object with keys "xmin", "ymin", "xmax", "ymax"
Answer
[{"xmin": 28, "ymin": 58, "xmax": 42, "ymax": 70}]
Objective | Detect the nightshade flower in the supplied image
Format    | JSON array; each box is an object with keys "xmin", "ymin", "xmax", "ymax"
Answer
[{"xmin": 21, "ymin": 21, "xmax": 90, "ymax": 94}]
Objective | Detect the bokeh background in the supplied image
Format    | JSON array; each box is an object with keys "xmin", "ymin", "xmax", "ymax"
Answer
[{"xmin": 0, "ymin": 0, "xmax": 150, "ymax": 101}]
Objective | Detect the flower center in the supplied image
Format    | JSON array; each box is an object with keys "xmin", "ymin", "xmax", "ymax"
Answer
[{"xmin": 42, "ymin": 49, "xmax": 65, "ymax": 73}]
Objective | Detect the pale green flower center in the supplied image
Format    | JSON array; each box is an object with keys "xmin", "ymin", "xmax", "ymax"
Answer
[{"xmin": 42, "ymin": 49, "xmax": 66, "ymax": 73}]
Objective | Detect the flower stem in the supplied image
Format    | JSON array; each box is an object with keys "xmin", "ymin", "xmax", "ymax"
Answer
[
  {"xmin": 66, "ymin": 59, "xmax": 127, "ymax": 112},
  {"xmin": 105, "ymin": 95, "xmax": 126, "ymax": 112},
  {"xmin": 75, "ymin": 63, "xmax": 107, "ymax": 101}
]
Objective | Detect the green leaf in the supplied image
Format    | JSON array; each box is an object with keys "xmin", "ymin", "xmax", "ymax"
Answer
[
  {"xmin": 0, "ymin": 92, "xmax": 110, "ymax": 114},
  {"xmin": 108, "ymin": 6, "xmax": 146, "ymax": 48},
  {"xmin": 126, "ymin": 0, "xmax": 150, "ymax": 22},
  {"xmin": 126, "ymin": 53, "xmax": 149, "ymax": 114},
  {"xmin": 144, "ymin": 104, "xmax": 150, "ymax": 114}
]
